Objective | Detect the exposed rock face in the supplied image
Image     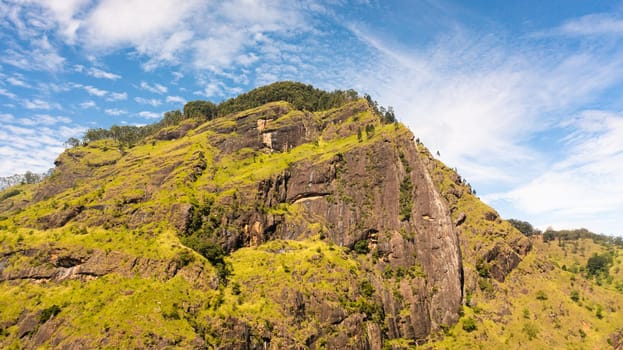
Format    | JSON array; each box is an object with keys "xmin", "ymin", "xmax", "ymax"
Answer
[
  {"xmin": 0, "ymin": 247, "xmax": 214, "ymax": 289},
  {"xmin": 167, "ymin": 101, "xmax": 464, "ymax": 340}
]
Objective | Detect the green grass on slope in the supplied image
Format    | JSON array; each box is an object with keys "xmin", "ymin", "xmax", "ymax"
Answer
[
  {"xmin": 0, "ymin": 232, "xmax": 375, "ymax": 348},
  {"xmin": 431, "ymin": 238, "xmax": 623, "ymax": 349},
  {"xmin": 0, "ymin": 274, "xmax": 206, "ymax": 349},
  {"xmin": 0, "ymin": 225, "xmax": 183, "ymax": 260}
]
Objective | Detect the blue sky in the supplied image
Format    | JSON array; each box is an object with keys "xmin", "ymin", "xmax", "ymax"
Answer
[{"xmin": 1, "ymin": 0, "xmax": 623, "ymax": 236}]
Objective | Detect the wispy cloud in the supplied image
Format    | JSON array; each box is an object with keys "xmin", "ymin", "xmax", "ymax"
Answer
[
  {"xmin": 166, "ymin": 95, "xmax": 186, "ymax": 104},
  {"xmin": 82, "ymin": 85, "xmax": 108, "ymax": 97},
  {"xmin": 0, "ymin": 88, "xmax": 17, "ymax": 99},
  {"xmin": 76, "ymin": 65, "xmax": 122, "ymax": 79},
  {"xmin": 0, "ymin": 36, "xmax": 65, "ymax": 72},
  {"xmin": 137, "ymin": 111, "xmax": 161, "ymax": 119},
  {"xmin": 18, "ymin": 114, "xmax": 71, "ymax": 126},
  {"xmin": 104, "ymin": 108, "xmax": 127, "ymax": 116},
  {"xmin": 558, "ymin": 13, "xmax": 623, "ymax": 36},
  {"xmin": 79, "ymin": 100, "xmax": 97, "ymax": 109},
  {"xmin": 0, "ymin": 113, "xmax": 15, "ymax": 122},
  {"xmin": 487, "ymin": 110, "xmax": 623, "ymax": 232},
  {"xmin": 171, "ymin": 71, "xmax": 184, "ymax": 83},
  {"xmin": 23, "ymin": 98, "xmax": 60, "ymax": 110},
  {"xmin": 6, "ymin": 75, "xmax": 31, "ymax": 88},
  {"xmin": 107, "ymin": 92, "xmax": 128, "ymax": 101},
  {"xmin": 140, "ymin": 81, "xmax": 168, "ymax": 94},
  {"xmin": 135, "ymin": 97, "xmax": 162, "ymax": 107},
  {"xmin": 0, "ymin": 110, "xmax": 84, "ymax": 176}
]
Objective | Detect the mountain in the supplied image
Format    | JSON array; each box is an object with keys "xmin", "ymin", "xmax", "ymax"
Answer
[{"xmin": 0, "ymin": 82, "xmax": 621, "ymax": 349}]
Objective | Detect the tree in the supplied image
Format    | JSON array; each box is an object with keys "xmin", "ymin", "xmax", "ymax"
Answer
[
  {"xmin": 543, "ymin": 229, "xmax": 556, "ymax": 242},
  {"xmin": 508, "ymin": 219, "xmax": 535, "ymax": 236},
  {"xmin": 383, "ymin": 106, "xmax": 396, "ymax": 123},
  {"xmin": 162, "ymin": 110, "xmax": 184, "ymax": 126},
  {"xmin": 64, "ymin": 137, "xmax": 81, "ymax": 148},
  {"xmin": 23, "ymin": 171, "xmax": 40, "ymax": 184},
  {"xmin": 216, "ymin": 81, "xmax": 358, "ymax": 116},
  {"xmin": 586, "ymin": 253, "xmax": 611, "ymax": 277},
  {"xmin": 184, "ymin": 100, "xmax": 217, "ymax": 120},
  {"xmin": 83, "ymin": 128, "xmax": 111, "ymax": 143}
]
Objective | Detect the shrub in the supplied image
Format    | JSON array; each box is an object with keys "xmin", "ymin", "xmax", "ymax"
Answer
[
  {"xmin": 478, "ymin": 278, "xmax": 494, "ymax": 294},
  {"xmin": 535, "ymin": 290, "xmax": 548, "ymax": 300},
  {"xmin": 353, "ymin": 239, "xmax": 369, "ymax": 254},
  {"xmin": 383, "ymin": 266, "xmax": 393, "ymax": 279},
  {"xmin": 350, "ymin": 299, "xmax": 383, "ymax": 323},
  {"xmin": 586, "ymin": 253, "xmax": 612, "ymax": 277},
  {"xmin": 522, "ymin": 322, "xmax": 539, "ymax": 340},
  {"xmin": 465, "ymin": 290, "xmax": 472, "ymax": 307},
  {"xmin": 462, "ymin": 317, "xmax": 477, "ymax": 332},
  {"xmin": 40, "ymin": 305, "xmax": 61, "ymax": 324},
  {"xmin": 570, "ymin": 290, "xmax": 580, "ymax": 302},
  {"xmin": 173, "ymin": 250, "xmax": 195, "ymax": 268},
  {"xmin": 596, "ymin": 305, "xmax": 604, "ymax": 319},
  {"xmin": 0, "ymin": 189, "xmax": 20, "ymax": 201},
  {"xmin": 399, "ymin": 178, "xmax": 413, "ymax": 221},
  {"xmin": 231, "ymin": 282, "xmax": 241, "ymax": 296},
  {"xmin": 523, "ymin": 308, "xmax": 530, "ymax": 319},
  {"xmin": 182, "ymin": 236, "xmax": 230, "ymax": 283},
  {"xmin": 476, "ymin": 258, "xmax": 490, "ymax": 278},
  {"xmin": 359, "ymin": 280, "xmax": 375, "ymax": 297}
]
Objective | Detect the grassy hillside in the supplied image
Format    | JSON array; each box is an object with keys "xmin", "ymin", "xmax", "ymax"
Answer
[{"xmin": 430, "ymin": 236, "xmax": 623, "ymax": 349}]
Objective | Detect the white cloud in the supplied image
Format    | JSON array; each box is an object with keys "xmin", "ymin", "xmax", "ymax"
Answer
[
  {"xmin": 104, "ymin": 108, "xmax": 127, "ymax": 115},
  {"xmin": 23, "ymin": 98, "xmax": 60, "ymax": 110},
  {"xmin": 138, "ymin": 111, "xmax": 161, "ymax": 119},
  {"xmin": 37, "ymin": 82, "xmax": 72, "ymax": 94},
  {"xmin": 172, "ymin": 71, "xmax": 184, "ymax": 83},
  {"xmin": 1, "ymin": 36, "xmax": 65, "ymax": 72},
  {"xmin": 558, "ymin": 13, "xmax": 623, "ymax": 36},
  {"xmin": 82, "ymin": 0, "xmax": 202, "ymax": 48},
  {"xmin": 7, "ymin": 76, "xmax": 31, "ymax": 88},
  {"xmin": 140, "ymin": 81, "xmax": 168, "ymax": 94},
  {"xmin": 79, "ymin": 100, "xmax": 97, "ymax": 108},
  {"xmin": 0, "ymin": 111, "xmax": 85, "ymax": 177},
  {"xmin": 142, "ymin": 30, "xmax": 194, "ymax": 70},
  {"xmin": 4, "ymin": 0, "xmax": 313, "ymax": 73},
  {"xmin": 135, "ymin": 97, "xmax": 162, "ymax": 106},
  {"xmin": 0, "ymin": 88, "xmax": 17, "ymax": 99},
  {"xmin": 487, "ymin": 110, "xmax": 623, "ymax": 234},
  {"xmin": 18, "ymin": 114, "xmax": 71, "ymax": 126},
  {"xmin": 83, "ymin": 85, "xmax": 108, "ymax": 97},
  {"xmin": 107, "ymin": 92, "xmax": 128, "ymax": 101},
  {"xmin": 87, "ymin": 67, "xmax": 121, "ymax": 80},
  {"xmin": 165, "ymin": 95, "xmax": 186, "ymax": 104},
  {"xmin": 35, "ymin": 0, "xmax": 90, "ymax": 42},
  {"xmin": 0, "ymin": 113, "xmax": 15, "ymax": 122},
  {"xmin": 195, "ymin": 83, "xmax": 221, "ymax": 97}
]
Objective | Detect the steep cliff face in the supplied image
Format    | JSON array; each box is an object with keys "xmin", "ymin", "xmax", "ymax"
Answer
[{"xmin": 0, "ymin": 96, "xmax": 522, "ymax": 349}]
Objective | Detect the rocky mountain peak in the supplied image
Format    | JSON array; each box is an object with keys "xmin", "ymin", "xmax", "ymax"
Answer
[{"xmin": 0, "ymin": 84, "xmax": 536, "ymax": 349}]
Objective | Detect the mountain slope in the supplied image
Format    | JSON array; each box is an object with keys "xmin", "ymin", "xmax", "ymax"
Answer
[{"xmin": 0, "ymin": 83, "xmax": 620, "ymax": 349}]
